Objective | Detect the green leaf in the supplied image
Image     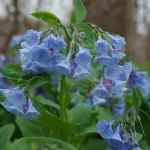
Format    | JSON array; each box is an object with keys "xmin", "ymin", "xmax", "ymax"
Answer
[
  {"xmin": 16, "ymin": 116, "xmax": 47, "ymax": 137},
  {"xmin": 71, "ymin": 125, "xmax": 98, "ymax": 144},
  {"xmin": 0, "ymin": 67, "xmax": 23, "ymax": 85},
  {"xmin": 71, "ymin": 13, "xmax": 76, "ymax": 26},
  {"xmin": 84, "ymin": 139, "xmax": 110, "ymax": 150},
  {"xmin": 73, "ymin": 0, "xmax": 86, "ymax": 24},
  {"xmin": 138, "ymin": 92, "xmax": 150, "ymax": 146},
  {"xmin": 31, "ymin": 11, "xmax": 60, "ymax": 25},
  {"xmin": 0, "ymin": 93, "xmax": 6, "ymax": 102},
  {"xmin": 0, "ymin": 124, "xmax": 15, "ymax": 150},
  {"xmin": 71, "ymin": 103, "xmax": 92, "ymax": 132},
  {"xmin": 75, "ymin": 23, "xmax": 95, "ymax": 49},
  {"xmin": 38, "ymin": 110, "xmax": 78, "ymax": 140},
  {"xmin": 34, "ymin": 95, "xmax": 59, "ymax": 110},
  {"xmin": 0, "ymin": 67, "xmax": 50, "ymax": 90},
  {"xmin": 132, "ymin": 88, "xmax": 142, "ymax": 108},
  {"xmin": 11, "ymin": 137, "xmax": 78, "ymax": 150}
]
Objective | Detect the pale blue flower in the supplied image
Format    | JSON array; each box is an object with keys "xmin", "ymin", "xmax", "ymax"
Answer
[
  {"xmin": 96, "ymin": 119, "xmax": 115, "ymax": 139},
  {"xmin": 21, "ymin": 30, "xmax": 42, "ymax": 48},
  {"xmin": 0, "ymin": 88, "xmax": 40, "ymax": 120},
  {"xmin": 74, "ymin": 46, "xmax": 92, "ymax": 66},
  {"xmin": 107, "ymin": 34, "xmax": 126, "ymax": 50},
  {"xmin": 107, "ymin": 125, "xmax": 123, "ymax": 149},
  {"xmin": 73, "ymin": 64, "xmax": 91, "ymax": 80},
  {"xmin": 95, "ymin": 35, "xmax": 110, "ymax": 53},
  {"xmin": 42, "ymin": 34, "xmax": 67, "ymax": 51},
  {"xmin": 104, "ymin": 64, "xmax": 122, "ymax": 80}
]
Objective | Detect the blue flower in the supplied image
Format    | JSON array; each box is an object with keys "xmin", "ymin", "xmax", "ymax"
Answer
[
  {"xmin": 19, "ymin": 35, "xmax": 66, "ymax": 74},
  {"xmin": 128, "ymin": 67, "xmax": 150, "ymax": 97},
  {"xmin": 21, "ymin": 30, "xmax": 42, "ymax": 48},
  {"xmin": 94, "ymin": 35, "xmax": 110, "ymax": 53},
  {"xmin": 42, "ymin": 34, "xmax": 67, "ymax": 51},
  {"xmin": 111, "ymin": 80, "xmax": 127, "ymax": 96},
  {"xmin": 96, "ymin": 119, "xmax": 115, "ymax": 139},
  {"xmin": 107, "ymin": 125, "xmax": 123, "ymax": 149},
  {"xmin": 107, "ymin": 34, "xmax": 126, "ymax": 50},
  {"xmin": 110, "ymin": 47, "xmax": 126, "ymax": 64},
  {"xmin": 94, "ymin": 52, "xmax": 111, "ymax": 66},
  {"xmin": 30, "ymin": 45, "xmax": 50, "ymax": 61},
  {"xmin": 91, "ymin": 82, "xmax": 110, "ymax": 99},
  {"xmin": 73, "ymin": 64, "xmax": 91, "ymax": 80},
  {"xmin": 74, "ymin": 46, "xmax": 92, "ymax": 66},
  {"xmin": 119, "ymin": 62, "xmax": 132, "ymax": 81},
  {"xmin": 21, "ymin": 60, "xmax": 39, "ymax": 74},
  {"xmin": 92, "ymin": 96, "xmax": 106, "ymax": 106},
  {"xmin": 112, "ymin": 99, "xmax": 126, "ymax": 115},
  {"xmin": 0, "ymin": 88, "xmax": 40, "ymax": 120},
  {"xmin": 104, "ymin": 64, "xmax": 122, "ymax": 80},
  {"xmin": 10, "ymin": 35, "xmax": 23, "ymax": 48},
  {"xmin": 54, "ymin": 51, "xmax": 72, "ymax": 76}
]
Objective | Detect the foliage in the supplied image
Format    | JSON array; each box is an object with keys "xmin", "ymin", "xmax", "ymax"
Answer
[{"xmin": 0, "ymin": 0, "xmax": 150, "ymax": 150}]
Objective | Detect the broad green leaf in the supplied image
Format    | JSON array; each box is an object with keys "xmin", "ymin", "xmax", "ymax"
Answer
[
  {"xmin": 71, "ymin": 125, "xmax": 98, "ymax": 144},
  {"xmin": 71, "ymin": 13, "xmax": 76, "ymax": 26},
  {"xmin": 11, "ymin": 137, "xmax": 77, "ymax": 150},
  {"xmin": 139, "ymin": 140, "xmax": 150, "ymax": 150},
  {"xmin": 75, "ymin": 23, "xmax": 95, "ymax": 49},
  {"xmin": 16, "ymin": 116, "xmax": 47, "ymax": 137},
  {"xmin": 0, "ymin": 67, "xmax": 23, "ymax": 85},
  {"xmin": 38, "ymin": 110, "xmax": 78, "ymax": 140},
  {"xmin": 0, "ymin": 124, "xmax": 15, "ymax": 150},
  {"xmin": 73, "ymin": 0, "xmax": 86, "ymax": 24},
  {"xmin": 84, "ymin": 139, "xmax": 110, "ymax": 150},
  {"xmin": 31, "ymin": 11, "xmax": 60, "ymax": 25},
  {"xmin": 139, "ymin": 92, "xmax": 150, "ymax": 146},
  {"xmin": 71, "ymin": 103, "xmax": 92, "ymax": 132},
  {"xmin": 0, "ymin": 67, "xmax": 50, "ymax": 90},
  {"xmin": 132, "ymin": 88, "xmax": 142, "ymax": 108}
]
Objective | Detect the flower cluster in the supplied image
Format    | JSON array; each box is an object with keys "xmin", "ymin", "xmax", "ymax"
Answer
[
  {"xmin": 0, "ymin": 88, "xmax": 40, "ymax": 120},
  {"xmin": 96, "ymin": 119, "xmax": 142, "ymax": 150},
  {"xmin": 20, "ymin": 29, "xmax": 93, "ymax": 80},
  {"xmin": 128, "ymin": 67, "xmax": 150, "ymax": 97},
  {"xmin": 86, "ymin": 34, "xmax": 132, "ymax": 106}
]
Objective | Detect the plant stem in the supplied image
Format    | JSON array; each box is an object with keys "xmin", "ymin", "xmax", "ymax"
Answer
[{"xmin": 59, "ymin": 74, "xmax": 66, "ymax": 121}]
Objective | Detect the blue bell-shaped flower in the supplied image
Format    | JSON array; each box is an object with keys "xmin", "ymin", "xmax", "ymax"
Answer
[
  {"xmin": 42, "ymin": 34, "xmax": 67, "ymax": 51},
  {"xmin": 73, "ymin": 64, "xmax": 91, "ymax": 80},
  {"xmin": 30, "ymin": 45, "xmax": 50, "ymax": 62},
  {"xmin": 104, "ymin": 64, "xmax": 122, "ymax": 80},
  {"xmin": 0, "ymin": 88, "xmax": 40, "ymax": 120},
  {"xmin": 54, "ymin": 51, "xmax": 72, "ymax": 76},
  {"xmin": 22, "ymin": 60, "xmax": 39, "ymax": 74},
  {"xmin": 107, "ymin": 124, "xmax": 124, "ymax": 150},
  {"xmin": 91, "ymin": 82, "xmax": 110, "ymax": 99},
  {"xmin": 107, "ymin": 34, "xmax": 126, "ymax": 50},
  {"xmin": 94, "ymin": 52, "xmax": 111, "ymax": 66},
  {"xmin": 119, "ymin": 62, "xmax": 132, "ymax": 81},
  {"xmin": 23, "ymin": 99, "xmax": 40, "ymax": 120},
  {"xmin": 94, "ymin": 35, "xmax": 110, "ymax": 53},
  {"xmin": 96, "ymin": 119, "xmax": 115, "ymax": 139},
  {"xmin": 74, "ymin": 46, "xmax": 92, "ymax": 66},
  {"xmin": 21, "ymin": 29, "xmax": 43, "ymax": 48},
  {"xmin": 111, "ymin": 80, "xmax": 127, "ymax": 96}
]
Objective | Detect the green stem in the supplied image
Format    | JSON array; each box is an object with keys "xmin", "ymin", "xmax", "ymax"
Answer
[{"xmin": 59, "ymin": 75, "xmax": 66, "ymax": 121}]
